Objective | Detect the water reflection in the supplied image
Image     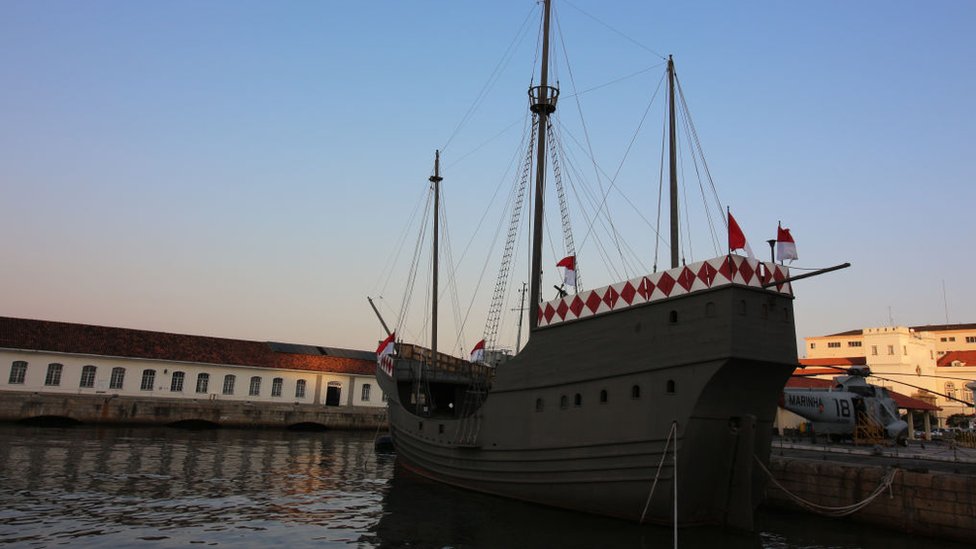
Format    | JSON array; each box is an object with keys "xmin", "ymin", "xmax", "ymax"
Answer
[
  {"xmin": 368, "ymin": 469, "xmax": 760, "ymax": 549},
  {"xmin": 0, "ymin": 425, "xmax": 968, "ymax": 548},
  {"xmin": 0, "ymin": 425, "xmax": 392, "ymax": 546}
]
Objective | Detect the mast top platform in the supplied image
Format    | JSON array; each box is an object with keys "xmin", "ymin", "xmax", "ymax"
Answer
[{"xmin": 528, "ymin": 85, "xmax": 559, "ymax": 115}]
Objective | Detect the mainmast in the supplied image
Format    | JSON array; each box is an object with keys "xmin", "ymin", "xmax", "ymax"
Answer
[
  {"xmin": 430, "ymin": 150, "xmax": 442, "ymax": 370},
  {"xmin": 667, "ymin": 55, "xmax": 679, "ymax": 269},
  {"xmin": 528, "ymin": 0, "xmax": 558, "ymax": 332}
]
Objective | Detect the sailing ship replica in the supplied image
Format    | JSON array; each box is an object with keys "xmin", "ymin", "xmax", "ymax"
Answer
[{"xmin": 373, "ymin": 0, "xmax": 802, "ymax": 530}]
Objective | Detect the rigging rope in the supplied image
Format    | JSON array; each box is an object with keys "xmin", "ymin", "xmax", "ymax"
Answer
[
  {"xmin": 483, "ymin": 118, "xmax": 537, "ymax": 352},
  {"xmin": 562, "ymin": 0, "xmax": 667, "ymax": 60},
  {"xmin": 547, "ymin": 119, "xmax": 580, "ymax": 289},
  {"xmin": 441, "ymin": 5, "xmax": 537, "ymax": 155}
]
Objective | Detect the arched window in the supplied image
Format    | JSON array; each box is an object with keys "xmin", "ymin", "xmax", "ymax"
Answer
[
  {"xmin": 535, "ymin": 398, "xmax": 544, "ymax": 412},
  {"xmin": 171, "ymin": 371, "xmax": 185, "ymax": 392},
  {"xmin": 669, "ymin": 310, "xmax": 678, "ymax": 323},
  {"xmin": 600, "ymin": 389, "xmax": 608, "ymax": 403},
  {"xmin": 45, "ymin": 363, "xmax": 63, "ymax": 386},
  {"xmin": 295, "ymin": 379, "xmax": 307, "ymax": 399},
  {"xmin": 945, "ymin": 382, "xmax": 956, "ymax": 400},
  {"xmin": 195, "ymin": 373, "xmax": 210, "ymax": 394},
  {"xmin": 666, "ymin": 379, "xmax": 676, "ymax": 394},
  {"xmin": 631, "ymin": 385, "xmax": 641, "ymax": 399},
  {"xmin": 222, "ymin": 374, "xmax": 235, "ymax": 395},
  {"xmin": 249, "ymin": 376, "xmax": 262, "ymax": 396},
  {"xmin": 80, "ymin": 365, "xmax": 97, "ymax": 388},
  {"xmin": 560, "ymin": 395, "xmax": 568, "ymax": 409},
  {"xmin": 8, "ymin": 361, "xmax": 27, "ymax": 384},
  {"xmin": 706, "ymin": 302, "xmax": 716, "ymax": 317},
  {"xmin": 140, "ymin": 369, "xmax": 156, "ymax": 391},
  {"xmin": 738, "ymin": 300, "xmax": 747, "ymax": 315},
  {"xmin": 271, "ymin": 377, "xmax": 284, "ymax": 397},
  {"xmin": 109, "ymin": 367, "xmax": 126, "ymax": 390},
  {"xmin": 574, "ymin": 393, "xmax": 582, "ymax": 407},
  {"xmin": 360, "ymin": 383, "xmax": 371, "ymax": 401}
]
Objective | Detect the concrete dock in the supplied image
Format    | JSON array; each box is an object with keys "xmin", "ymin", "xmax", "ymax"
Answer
[{"xmin": 765, "ymin": 438, "xmax": 976, "ymax": 543}]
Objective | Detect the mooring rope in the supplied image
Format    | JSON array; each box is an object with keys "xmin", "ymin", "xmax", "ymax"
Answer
[
  {"xmin": 640, "ymin": 420, "xmax": 678, "ymax": 524},
  {"xmin": 754, "ymin": 455, "xmax": 897, "ymax": 517}
]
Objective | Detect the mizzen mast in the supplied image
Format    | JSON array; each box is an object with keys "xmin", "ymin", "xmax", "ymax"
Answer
[
  {"xmin": 667, "ymin": 55, "xmax": 679, "ymax": 269},
  {"xmin": 430, "ymin": 150, "xmax": 442, "ymax": 370},
  {"xmin": 528, "ymin": 0, "xmax": 558, "ymax": 332}
]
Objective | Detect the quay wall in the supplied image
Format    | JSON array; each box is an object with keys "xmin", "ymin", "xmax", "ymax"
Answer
[
  {"xmin": 766, "ymin": 456, "xmax": 976, "ymax": 543},
  {"xmin": 0, "ymin": 391, "xmax": 387, "ymax": 430}
]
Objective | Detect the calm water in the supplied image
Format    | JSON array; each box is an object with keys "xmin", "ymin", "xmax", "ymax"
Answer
[{"xmin": 0, "ymin": 425, "xmax": 966, "ymax": 548}]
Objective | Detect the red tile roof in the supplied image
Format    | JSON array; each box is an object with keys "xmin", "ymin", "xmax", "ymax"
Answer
[
  {"xmin": 823, "ymin": 329, "xmax": 864, "ymax": 337},
  {"xmin": 799, "ymin": 357, "xmax": 867, "ymax": 367},
  {"xmin": 937, "ymin": 350, "xmax": 976, "ymax": 367},
  {"xmin": 911, "ymin": 323, "xmax": 976, "ymax": 332},
  {"xmin": 0, "ymin": 317, "xmax": 375, "ymax": 375}
]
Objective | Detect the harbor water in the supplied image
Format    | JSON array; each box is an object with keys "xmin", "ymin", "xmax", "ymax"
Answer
[{"xmin": 0, "ymin": 424, "xmax": 967, "ymax": 548}]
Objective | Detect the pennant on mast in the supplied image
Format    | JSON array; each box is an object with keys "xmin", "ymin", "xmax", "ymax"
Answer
[
  {"xmin": 776, "ymin": 223, "xmax": 798, "ymax": 263},
  {"xmin": 557, "ymin": 255, "xmax": 577, "ymax": 287}
]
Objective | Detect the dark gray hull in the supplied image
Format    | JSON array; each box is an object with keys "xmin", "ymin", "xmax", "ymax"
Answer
[{"xmin": 377, "ymin": 275, "xmax": 796, "ymax": 529}]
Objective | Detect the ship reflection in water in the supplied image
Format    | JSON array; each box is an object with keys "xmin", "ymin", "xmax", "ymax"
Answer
[{"xmin": 0, "ymin": 425, "xmax": 966, "ymax": 548}]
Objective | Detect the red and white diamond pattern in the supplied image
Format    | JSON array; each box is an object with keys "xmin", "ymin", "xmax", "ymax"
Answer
[{"xmin": 537, "ymin": 255, "xmax": 792, "ymax": 327}]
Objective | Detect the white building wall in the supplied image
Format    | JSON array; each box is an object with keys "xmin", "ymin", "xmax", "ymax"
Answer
[
  {"xmin": 807, "ymin": 326, "xmax": 975, "ymax": 426},
  {"xmin": 1, "ymin": 349, "xmax": 386, "ymax": 408}
]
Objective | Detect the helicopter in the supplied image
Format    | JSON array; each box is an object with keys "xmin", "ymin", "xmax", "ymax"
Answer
[{"xmin": 782, "ymin": 365, "xmax": 909, "ymax": 444}]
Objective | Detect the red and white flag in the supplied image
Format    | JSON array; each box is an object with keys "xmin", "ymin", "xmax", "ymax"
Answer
[
  {"xmin": 776, "ymin": 223, "xmax": 798, "ymax": 263},
  {"xmin": 470, "ymin": 339, "xmax": 485, "ymax": 363},
  {"xmin": 376, "ymin": 332, "xmax": 396, "ymax": 376},
  {"xmin": 556, "ymin": 255, "xmax": 577, "ymax": 287},
  {"xmin": 728, "ymin": 210, "xmax": 755, "ymax": 259}
]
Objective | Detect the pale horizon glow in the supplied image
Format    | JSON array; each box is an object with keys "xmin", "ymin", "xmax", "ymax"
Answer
[{"xmin": 2, "ymin": 1, "xmax": 974, "ymax": 356}]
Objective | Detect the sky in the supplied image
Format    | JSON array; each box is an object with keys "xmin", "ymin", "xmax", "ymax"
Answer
[{"xmin": 2, "ymin": 1, "xmax": 974, "ymax": 357}]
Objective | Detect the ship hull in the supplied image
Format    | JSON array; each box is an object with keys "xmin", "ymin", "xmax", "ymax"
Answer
[{"xmin": 376, "ymin": 282, "xmax": 796, "ymax": 529}]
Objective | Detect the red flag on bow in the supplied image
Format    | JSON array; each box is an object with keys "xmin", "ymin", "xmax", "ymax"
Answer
[
  {"xmin": 776, "ymin": 223, "xmax": 798, "ymax": 263},
  {"xmin": 556, "ymin": 255, "xmax": 577, "ymax": 287},
  {"xmin": 376, "ymin": 332, "xmax": 396, "ymax": 376},
  {"xmin": 470, "ymin": 339, "xmax": 485, "ymax": 363}
]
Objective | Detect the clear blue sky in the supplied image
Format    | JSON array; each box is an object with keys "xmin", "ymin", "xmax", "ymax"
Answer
[{"xmin": 2, "ymin": 1, "xmax": 974, "ymax": 355}]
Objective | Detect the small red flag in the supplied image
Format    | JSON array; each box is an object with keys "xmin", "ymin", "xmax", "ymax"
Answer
[{"xmin": 728, "ymin": 212, "xmax": 746, "ymax": 251}]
